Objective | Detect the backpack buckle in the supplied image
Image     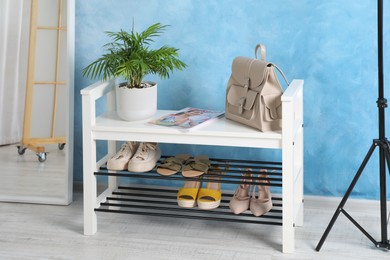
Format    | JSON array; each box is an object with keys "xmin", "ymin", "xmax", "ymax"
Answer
[{"xmin": 238, "ymin": 97, "xmax": 246, "ymax": 114}]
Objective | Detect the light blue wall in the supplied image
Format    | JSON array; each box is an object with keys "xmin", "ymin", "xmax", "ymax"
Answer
[{"xmin": 75, "ymin": 0, "xmax": 390, "ymax": 199}]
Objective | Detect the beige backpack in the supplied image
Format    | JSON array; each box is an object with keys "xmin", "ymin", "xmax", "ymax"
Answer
[{"xmin": 225, "ymin": 44, "xmax": 289, "ymax": 132}]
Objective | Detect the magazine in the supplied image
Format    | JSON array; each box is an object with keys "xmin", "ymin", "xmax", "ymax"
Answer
[{"xmin": 149, "ymin": 107, "xmax": 224, "ymax": 130}]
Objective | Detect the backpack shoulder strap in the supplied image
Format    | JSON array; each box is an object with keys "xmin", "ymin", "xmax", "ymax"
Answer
[{"xmin": 273, "ymin": 64, "xmax": 290, "ymax": 86}]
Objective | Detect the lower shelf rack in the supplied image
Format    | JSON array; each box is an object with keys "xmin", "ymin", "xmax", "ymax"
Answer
[
  {"xmin": 95, "ymin": 185, "xmax": 283, "ymax": 225},
  {"xmin": 94, "ymin": 157, "xmax": 283, "ymax": 226}
]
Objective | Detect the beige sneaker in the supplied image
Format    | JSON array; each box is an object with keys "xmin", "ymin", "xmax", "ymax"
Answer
[
  {"xmin": 106, "ymin": 141, "xmax": 139, "ymax": 170},
  {"xmin": 127, "ymin": 142, "xmax": 161, "ymax": 172}
]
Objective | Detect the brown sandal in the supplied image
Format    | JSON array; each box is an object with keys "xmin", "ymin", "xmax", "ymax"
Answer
[
  {"xmin": 181, "ymin": 155, "xmax": 211, "ymax": 177},
  {"xmin": 156, "ymin": 154, "xmax": 191, "ymax": 176}
]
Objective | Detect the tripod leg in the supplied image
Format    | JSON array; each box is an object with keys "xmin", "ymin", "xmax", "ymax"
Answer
[
  {"xmin": 385, "ymin": 140, "xmax": 390, "ymax": 175},
  {"xmin": 382, "ymin": 141, "xmax": 390, "ymax": 246},
  {"xmin": 379, "ymin": 142, "xmax": 389, "ymax": 245},
  {"xmin": 316, "ymin": 143, "xmax": 377, "ymax": 251}
]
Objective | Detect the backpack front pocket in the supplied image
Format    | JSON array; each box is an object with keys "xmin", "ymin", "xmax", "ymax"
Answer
[{"xmin": 262, "ymin": 93, "xmax": 282, "ymax": 122}]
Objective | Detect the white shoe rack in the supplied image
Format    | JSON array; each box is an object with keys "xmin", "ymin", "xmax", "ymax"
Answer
[{"xmin": 81, "ymin": 79, "xmax": 304, "ymax": 253}]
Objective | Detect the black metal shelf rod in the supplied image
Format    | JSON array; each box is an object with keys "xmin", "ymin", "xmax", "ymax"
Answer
[
  {"xmin": 158, "ymin": 155, "xmax": 282, "ymax": 166},
  {"xmin": 210, "ymin": 164, "xmax": 282, "ymax": 172},
  {"xmin": 94, "ymin": 172, "xmax": 283, "ymax": 187},
  {"xmin": 100, "ymin": 202, "xmax": 282, "ymax": 219},
  {"xmin": 116, "ymin": 185, "xmax": 283, "ymax": 201},
  {"xmin": 100, "ymin": 163, "xmax": 282, "ymax": 173},
  {"xmin": 207, "ymin": 169, "xmax": 282, "ymax": 176},
  {"xmin": 98, "ymin": 167, "xmax": 282, "ymax": 177},
  {"xmin": 95, "ymin": 208, "xmax": 283, "ymax": 226},
  {"xmin": 204, "ymin": 173, "xmax": 282, "ymax": 182},
  {"xmin": 106, "ymin": 196, "xmax": 283, "ymax": 209}
]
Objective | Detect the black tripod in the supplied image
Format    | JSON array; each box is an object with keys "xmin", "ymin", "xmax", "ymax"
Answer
[{"xmin": 316, "ymin": 0, "xmax": 390, "ymax": 251}]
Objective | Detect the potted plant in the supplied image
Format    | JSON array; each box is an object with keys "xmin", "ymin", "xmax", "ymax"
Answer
[{"xmin": 82, "ymin": 22, "xmax": 187, "ymax": 121}]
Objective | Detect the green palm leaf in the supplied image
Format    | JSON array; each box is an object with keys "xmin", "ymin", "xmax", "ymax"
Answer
[{"xmin": 82, "ymin": 22, "xmax": 187, "ymax": 88}]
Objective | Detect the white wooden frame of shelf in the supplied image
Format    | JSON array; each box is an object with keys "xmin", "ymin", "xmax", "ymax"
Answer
[{"xmin": 81, "ymin": 78, "xmax": 304, "ymax": 253}]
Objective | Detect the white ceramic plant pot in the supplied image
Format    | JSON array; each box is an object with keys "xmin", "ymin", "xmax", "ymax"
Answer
[{"xmin": 115, "ymin": 81, "xmax": 157, "ymax": 121}]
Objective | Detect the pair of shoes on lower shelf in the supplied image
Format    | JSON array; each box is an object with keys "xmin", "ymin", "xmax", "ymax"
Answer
[
  {"xmin": 229, "ymin": 169, "xmax": 273, "ymax": 217},
  {"xmin": 157, "ymin": 154, "xmax": 220, "ymax": 210},
  {"xmin": 106, "ymin": 142, "xmax": 161, "ymax": 172},
  {"xmin": 177, "ymin": 175, "xmax": 222, "ymax": 210},
  {"xmin": 156, "ymin": 154, "xmax": 211, "ymax": 177}
]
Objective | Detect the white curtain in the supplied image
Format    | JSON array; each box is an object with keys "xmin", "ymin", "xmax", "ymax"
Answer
[{"xmin": 0, "ymin": 0, "xmax": 30, "ymax": 145}]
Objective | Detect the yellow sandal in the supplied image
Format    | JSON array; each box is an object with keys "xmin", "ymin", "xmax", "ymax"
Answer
[
  {"xmin": 177, "ymin": 180, "xmax": 201, "ymax": 208},
  {"xmin": 197, "ymin": 176, "xmax": 221, "ymax": 210}
]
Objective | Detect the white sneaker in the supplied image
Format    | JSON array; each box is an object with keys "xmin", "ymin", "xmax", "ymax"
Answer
[
  {"xmin": 107, "ymin": 141, "xmax": 139, "ymax": 170},
  {"xmin": 127, "ymin": 142, "xmax": 161, "ymax": 172}
]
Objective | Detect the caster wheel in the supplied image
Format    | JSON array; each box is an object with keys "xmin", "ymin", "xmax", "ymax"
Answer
[
  {"xmin": 58, "ymin": 143, "xmax": 66, "ymax": 150},
  {"xmin": 17, "ymin": 145, "xmax": 27, "ymax": 155},
  {"xmin": 37, "ymin": 152, "xmax": 47, "ymax": 162}
]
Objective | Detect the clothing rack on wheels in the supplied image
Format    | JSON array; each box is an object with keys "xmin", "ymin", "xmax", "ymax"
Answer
[
  {"xmin": 316, "ymin": 0, "xmax": 390, "ymax": 251},
  {"xmin": 18, "ymin": 0, "xmax": 67, "ymax": 162}
]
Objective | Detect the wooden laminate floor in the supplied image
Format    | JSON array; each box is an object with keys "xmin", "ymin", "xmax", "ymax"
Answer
[{"xmin": 0, "ymin": 184, "xmax": 389, "ymax": 260}]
